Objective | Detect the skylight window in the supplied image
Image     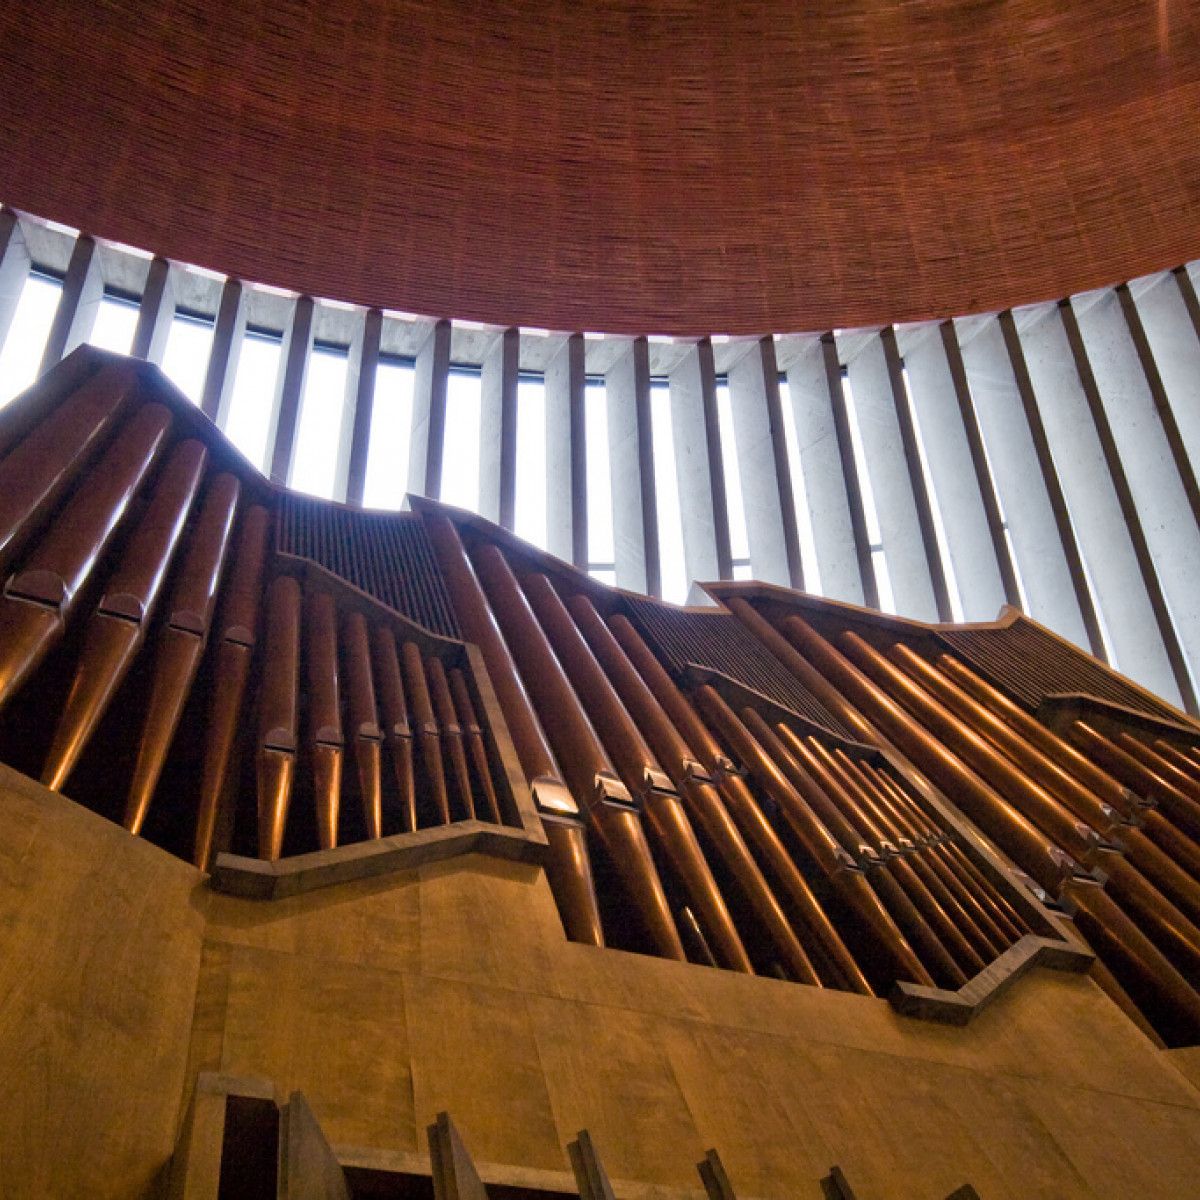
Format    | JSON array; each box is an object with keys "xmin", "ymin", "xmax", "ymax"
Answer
[
  {"xmin": 714, "ymin": 378, "xmax": 750, "ymax": 569},
  {"xmin": 650, "ymin": 380, "xmax": 688, "ymax": 602},
  {"xmin": 223, "ymin": 329, "xmax": 282, "ymax": 470},
  {"xmin": 160, "ymin": 310, "xmax": 215, "ymax": 405},
  {"xmin": 440, "ymin": 366, "xmax": 483, "ymax": 512},
  {"xmin": 585, "ymin": 377, "xmax": 615, "ymax": 569},
  {"xmin": 362, "ymin": 356, "xmax": 415, "ymax": 510},
  {"xmin": 86, "ymin": 291, "xmax": 139, "ymax": 356},
  {"xmin": 290, "ymin": 341, "xmax": 349, "ymax": 500},
  {"xmin": 514, "ymin": 373, "xmax": 548, "ymax": 549},
  {"xmin": 0, "ymin": 271, "xmax": 62, "ymax": 405}
]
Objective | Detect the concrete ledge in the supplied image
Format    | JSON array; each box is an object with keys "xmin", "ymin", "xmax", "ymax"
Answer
[
  {"xmin": 889, "ymin": 934, "xmax": 1094, "ymax": 1026},
  {"xmin": 209, "ymin": 820, "xmax": 548, "ymax": 900}
]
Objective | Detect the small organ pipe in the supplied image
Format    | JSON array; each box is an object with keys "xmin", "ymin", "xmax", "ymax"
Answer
[
  {"xmin": 448, "ymin": 667, "xmax": 503, "ymax": 824},
  {"xmin": 343, "ymin": 611, "xmax": 384, "ymax": 840},
  {"xmin": 427, "ymin": 655, "xmax": 476, "ymax": 821},
  {"xmin": 194, "ymin": 505, "xmax": 271, "ymax": 869},
  {"xmin": 372, "ymin": 626, "xmax": 417, "ymax": 833},
  {"xmin": 402, "ymin": 640, "xmax": 451, "ymax": 826},
  {"xmin": 257, "ymin": 575, "xmax": 301, "ymax": 860}
]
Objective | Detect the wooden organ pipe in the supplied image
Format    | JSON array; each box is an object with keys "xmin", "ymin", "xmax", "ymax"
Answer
[
  {"xmin": 124, "ymin": 472, "xmax": 239, "ymax": 835},
  {"xmin": 342, "ymin": 612, "xmax": 384, "ymax": 840},
  {"xmin": 0, "ymin": 402, "xmax": 171, "ymax": 711},
  {"xmin": 43, "ymin": 439, "xmax": 207, "ymax": 790},
  {"xmin": 305, "ymin": 590, "xmax": 344, "ymax": 849},
  {"xmin": 1062, "ymin": 879, "xmax": 1200, "ymax": 1046},
  {"xmin": 424, "ymin": 512, "xmax": 605, "ymax": 946},
  {"xmin": 694, "ymin": 685, "xmax": 934, "ymax": 988},
  {"xmin": 607, "ymin": 611, "xmax": 866, "ymax": 992},
  {"xmin": 257, "ymin": 575, "xmax": 301, "ymax": 860},
  {"xmin": 0, "ymin": 362, "xmax": 136, "ymax": 572},
  {"xmin": 371, "ymin": 626, "xmax": 417, "ymax": 834},
  {"xmin": 779, "ymin": 615, "xmax": 1078, "ymax": 895},
  {"xmin": 468, "ymin": 542, "xmax": 685, "ymax": 961},
  {"xmin": 448, "ymin": 667, "xmax": 503, "ymax": 825},
  {"xmin": 426, "ymin": 656, "xmax": 476, "ymax": 821},
  {"xmin": 193, "ymin": 505, "xmax": 270, "ymax": 868},
  {"xmin": 750, "ymin": 717, "xmax": 971, "ymax": 986},
  {"xmin": 520, "ymin": 573, "xmax": 751, "ymax": 972},
  {"xmin": 838, "ymin": 630, "xmax": 1103, "ymax": 862},
  {"xmin": 567, "ymin": 594, "xmax": 821, "ymax": 984},
  {"xmin": 402, "ymin": 640, "xmax": 452, "ymax": 826},
  {"xmin": 934, "ymin": 653, "xmax": 1139, "ymax": 819}
]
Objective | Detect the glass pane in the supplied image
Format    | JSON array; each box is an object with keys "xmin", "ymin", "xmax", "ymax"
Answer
[
  {"xmin": 872, "ymin": 548, "xmax": 897, "ymax": 614},
  {"xmin": 87, "ymin": 293, "xmax": 138, "ymax": 356},
  {"xmin": 715, "ymin": 380, "xmax": 750, "ymax": 564},
  {"xmin": 363, "ymin": 358, "xmax": 414, "ymax": 510},
  {"xmin": 732, "ymin": 562, "xmax": 753, "ymax": 581},
  {"xmin": 585, "ymin": 380, "xmax": 614, "ymax": 565},
  {"xmin": 650, "ymin": 381, "xmax": 688, "ymax": 603},
  {"xmin": 440, "ymin": 368, "xmax": 482, "ymax": 511},
  {"xmin": 778, "ymin": 376, "xmax": 822, "ymax": 594},
  {"xmin": 514, "ymin": 374, "xmax": 547, "ymax": 549},
  {"xmin": 160, "ymin": 312, "xmax": 215, "ymax": 405},
  {"xmin": 589, "ymin": 567, "xmax": 617, "ymax": 586},
  {"xmin": 290, "ymin": 344, "xmax": 349, "ymax": 499},
  {"xmin": 0, "ymin": 272, "xmax": 62, "ymax": 405},
  {"xmin": 223, "ymin": 331, "xmax": 282, "ymax": 471}
]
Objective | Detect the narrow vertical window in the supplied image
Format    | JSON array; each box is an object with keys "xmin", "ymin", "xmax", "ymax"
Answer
[
  {"xmin": 160, "ymin": 309, "xmax": 215, "ymax": 405},
  {"xmin": 223, "ymin": 328, "xmax": 282, "ymax": 471},
  {"xmin": 900, "ymin": 365, "xmax": 965, "ymax": 621},
  {"xmin": 440, "ymin": 365, "xmax": 483, "ymax": 512},
  {"xmin": 585, "ymin": 377, "xmax": 615, "ymax": 581},
  {"xmin": 715, "ymin": 377, "xmax": 751, "ymax": 580},
  {"xmin": 514, "ymin": 372, "xmax": 548, "ymax": 549},
  {"xmin": 778, "ymin": 375, "xmax": 823, "ymax": 594},
  {"xmin": 87, "ymin": 290, "xmax": 139, "ymax": 356},
  {"xmin": 363, "ymin": 355, "xmax": 415, "ymax": 510},
  {"xmin": 0, "ymin": 270, "xmax": 63, "ymax": 404},
  {"xmin": 290, "ymin": 340, "xmax": 350, "ymax": 499},
  {"xmin": 650, "ymin": 379, "xmax": 688, "ymax": 602},
  {"xmin": 975, "ymin": 420, "xmax": 1031, "ymax": 611},
  {"xmin": 840, "ymin": 370, "xmax": 895, "ymax": 613}
]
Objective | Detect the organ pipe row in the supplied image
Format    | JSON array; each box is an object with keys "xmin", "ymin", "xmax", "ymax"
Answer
[{"xmin": 2, "ymin": 346, "xmax": 1200, "ymax": 1048}]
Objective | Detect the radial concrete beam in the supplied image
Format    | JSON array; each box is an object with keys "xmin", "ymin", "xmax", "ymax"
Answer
[
  {"xmin": 39, "ymin": 233, "xmax": 102, "ymax": 374},
  {"xmin": 545, "ymin": 333, "xmax": 587, "ymax": 567},
  {"xmin": 409, "ymin": 318, "xmax": 451, "ymax": 500},
  {"xmin": 345, "ymin": 308, "xmax": 383, "ymax": 507},
  {"xmin": 270, "ymin": 295, "xmax": 316, "ymax": 485},
  {"xmin": 479, "ymin": 327, "xmax": 519, "ymax": 529}
]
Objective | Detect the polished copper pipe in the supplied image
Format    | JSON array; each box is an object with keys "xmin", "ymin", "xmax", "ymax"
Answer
[
  {"xmin": 42, "ymin": 439, "xmax": 207, "ymax": 791},
  {"xmin": 809, "ymin": 742, "xmax": 1001, "ymax": 965},
  {"xmin": 0, "ymin": 403, "xmax": 171, "ymax": 712},
  {"xmin": 839, "ymin": 630, "xmax": 1102, "ymax": 862},
  {"xmin": 1068, "ymin": 722, "xmax": 1200, "ymax": 843},
  {"xmin": 604, "ymin": 610, "xmax": 860, "ymax": 989},
  {"xmin": 541, "ymin": 815, "xmax": 606, "ymax": 948},
  {"xmin": 125, "ymin": 473, "xmax": 240, "ymax": 832},
  {"xmin": 1117, "ymin": 827, "xmax": 1200, "ymax": 927},
  {"xmin": 1154, "ymin": 740, "xmax": 1200, "ymax": 790},
  {"xmin": 1088, "ymin": 959, "xmax": 1167, "ymax": 1050},
  {"xmin": 371, "ymin": 626, "xmax": 417, "ymax": 833},
  {"xmin": 0, "ymin": 362, "xmax": 135, "ymax": 572},
  {"xmin": 775, "ymin": 731, "xmax": 980, "ymax": 980},
  {"xmin": 193, "ymin": 505, "xmax": 271, "ymax": 869},
  {"xmin": 343, "ymin": 611, "xmax": 383, "ymax": 840},
  {"xmin": 257, "ymin": 575, "xmax": 302, "ymax": 860},
  {"xmin": 935, "ymin": 653, "xmax": 1139, "ymax": 820},
  {"xmin": 568, "ymin": 594, "xmax": 819, "ymax": 983},
  {"xmin": 306, "ymin": 590, "xmax": 344, "ymax": 849},
  {"xmin": 470, "ymin": 541, "xmax": 685, "ymax": 960},
  {"xmin": 1062, "ymin": 879, "xmax": 1200, "ymax": 1045},
  {"xmin": 695, "ymin": 685, "xmax": 934, "ymax": 988},
  {"xmin": 1089, "ymin": 850, "xmax": 1200, "ymax": 984},
  {"xmin": 448, "ymin": 667, "xmax": 503, "ymax": 825},
  {"xmin": 519, "ymin": 579, "xmax": 751, "ymax": 971},
  {"xmin": 402, "ymin": 640, "xmax": 451, "ymax": 826},
  {"xmin": 889, "ymin": 644, "xmax": 1123, "ymax": 835},
  {"xmin": 941, "ymin": 841, "xmax": 1029, "ymax": 942},
  {"xmin": 1118, "ymin": 734, "xmax": 1200, "ymax": 819},
  {"xmin": 427, "ymin": 655, "xmax": 475, "ymax": 821},
  {"xmin": 779, "ymin": 615, "xmax": 1077, "ymax": 894},
  {"xmin": 1140, "ymin": 809, "xmax": 1200, "ymax": 883}
]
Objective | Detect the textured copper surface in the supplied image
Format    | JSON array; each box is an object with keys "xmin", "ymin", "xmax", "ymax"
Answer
[{"xmin": 2, "ymin": 4, "xmax": 1199, "ymax": 334}]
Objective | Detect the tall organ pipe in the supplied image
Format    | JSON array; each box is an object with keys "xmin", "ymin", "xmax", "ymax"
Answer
[
  {"xmin": 257, "ymin": 575, "xmax": 301, "ymax": 860},
  {"xmin": 305, "ymin": 589, "xmax": 344, "ymax": 849},
  {"xmin": 567, "ymin": 593, "xmax": 821, "ymax": 984},
  {"xmin": 402, "ymin": 640, "xmax": 451, "ymax": 826},
  {"xmin": 342, "ymin": 611, "xmax": 384, "ymax": 840},
  {"xmin": 423, "ymin": 512, "xmax": 604, "ymax": 946},
  {"xmin": 775, "ymin": 613, "xmax": 1077, "ymax": 895},
  {"xmin": 694, "ymin": 685, "xmax": 934, "ymax": 988},
  {"xmin": 448, "ymin": 667, "xmax": 503, "ymax": 825},
  {"xmin": 124, "ymin": 472, "xmax": 240, "ymax": 835},
  {"xmin": 520, "ymin": 573, "xmax": 751, "ymax": 972},
  {"xmin": 607, "ymin": 612, "xmax": 867, "ymax": 992},
  {"xmin": 426, "ymin": 655, "xmax": 476, "ymax": 821},
  {"xmin": 469, "ymin": 543, "xmax": 685, "ymax": 960},
  {"xmin": 193, "ymin": 505, "xmax": 270, "ymax": 869},
  {"xmin": 371, "ymin": 626, "xmax": 417, "ymax": 834}
]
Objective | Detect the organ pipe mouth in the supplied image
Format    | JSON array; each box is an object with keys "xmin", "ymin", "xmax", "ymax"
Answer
[{"xmin": 531, "ymin": 775, "xmax": 578, "ymax": 815}]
